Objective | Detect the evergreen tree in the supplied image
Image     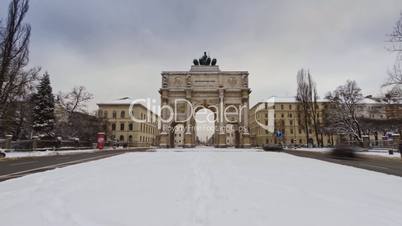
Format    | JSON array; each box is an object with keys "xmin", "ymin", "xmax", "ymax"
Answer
[{"xmin": 32, "ymin": 73, "xmax": 55, "ymax": 138}]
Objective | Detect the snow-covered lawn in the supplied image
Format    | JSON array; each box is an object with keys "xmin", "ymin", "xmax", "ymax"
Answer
[
  {"xmin": 3, "ymin": 149, "xmax": 100, "ymax": 158},
  {"xmin": 2, "ymin": 147, "xmax": 142, "ymax": 159},
  {"xmin": 1, "ymin": 148, "xmax": 402, "ymax": 226}
]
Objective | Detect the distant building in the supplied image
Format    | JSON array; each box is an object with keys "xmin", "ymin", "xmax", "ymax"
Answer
[
  {"xmin": 249, "ymin": 96, "xmax": 402, "ymax": 147},
  {"xmin": 385, "ymin": 103, "xmax": 402, "ymax": 120},
  {"xmin": 226, "ymin": 124, "xmax": 236, "ymax": 146},
  {"xmin": 357, "ymin": 98, "xmax": 402, "ymax": 120},
  {"xmin": 97, "ymin": 97, "xmax": 159, "ymax": 147},
  {"xmin": 173, "ymin": 124, "xmax": 185, "ymax": 147},
  {"xmin": 249, "ymin": 97, "xmax": 336, "ymax": 147},
  {"xmin": 55, "ymin": 103, "xmax": 103, "ymax": 142},
  {"xmin": 356, "ymin": 98, "xmax": 387, "ymax": 120}
]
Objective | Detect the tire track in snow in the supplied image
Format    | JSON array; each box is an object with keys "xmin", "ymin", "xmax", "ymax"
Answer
[{"xmin": 191, "ymin": 153, "xmax": 214, "ymax": 226}]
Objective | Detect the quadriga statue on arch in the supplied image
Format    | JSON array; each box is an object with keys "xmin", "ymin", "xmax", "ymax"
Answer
[{"xmin": 193, "ymin": 52, "xmax": 217, "ymax": 66}]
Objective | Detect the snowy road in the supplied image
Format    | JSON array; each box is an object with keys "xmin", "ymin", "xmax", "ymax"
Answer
[{"xmin": 1, "ymin": 148, "xmax": 402, "ymax": 226}]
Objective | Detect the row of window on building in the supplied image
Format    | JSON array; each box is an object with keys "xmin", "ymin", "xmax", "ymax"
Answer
[
  {"xmin": 266, "ymin": 137, "xmax": 333, "ymax": 145},
  {"xmin": 256, "ymin": 112, "xmax": 322, "ymax": 119},
  {"xmin": 99, "ymin": 110, "xmax": 155, "ymax": 122},
  {"xmin": 257, "ymin": 127, "xmax": 315, "ymax": 136},
  {"xmin": 262, "ymin": 103, "xmax": 324, "ymax": 111},
  {"xmin": 111, "ymin": 122, "xmax": 157, "ymax": 134},
  {"xmin": 112, "ymin": 134, "xmax": 154, "ymax": 143}
]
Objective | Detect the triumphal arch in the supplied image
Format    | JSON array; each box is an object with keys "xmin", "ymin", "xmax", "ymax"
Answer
[{"xmin": 159, "ymin": 52, "xmax": 251, "ymax": 148}]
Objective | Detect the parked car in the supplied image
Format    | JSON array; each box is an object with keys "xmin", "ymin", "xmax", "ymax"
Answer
[
  {"xmin": 0, "ymin": 151, "xmax": 5, "ymax": 158},
  {"xmin": 263, "ymin": 144, "xmax": 283, "ymax": 152}
]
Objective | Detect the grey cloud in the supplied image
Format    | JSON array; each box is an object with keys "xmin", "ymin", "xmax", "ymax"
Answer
[{"xmin": 0, "ymin": 0, "xmax": 401, "ymax": 110}]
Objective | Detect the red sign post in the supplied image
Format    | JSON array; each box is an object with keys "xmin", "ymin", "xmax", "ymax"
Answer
[{"xmin": 97, "ymin": 132, "xmax": 105, "ymax": 150}]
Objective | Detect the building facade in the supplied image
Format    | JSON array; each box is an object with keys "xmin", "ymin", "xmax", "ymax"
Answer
[
  {"xmin": 249, "ymin": 97, "xmax": 337, "ymax": 147},
  {"xmin": 249, "ymin": 96, "xmax": 402, "ymax": 148},
  {"xmin": 356, "ymin": 98, "xmax": 402, "ymax": 120},
  {"xmin": 97, "ymin": 97, "xmax": 159, "ymax": 147}
]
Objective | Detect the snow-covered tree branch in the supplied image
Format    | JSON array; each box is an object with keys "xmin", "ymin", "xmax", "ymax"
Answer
[
  {"xmin": 56, "ymin": 86, "xmax": 93, "ymax": 116},
  {"xmin": 387, "ymin": 12, "xmax": 402, "ymax": 53},
  {"xmin": 384, "ymin": 13, "xmax": 402, "ymax": 95},
  {"xmin": 325, "ymin": 80, "xmax": 364, "ymax": 143}
]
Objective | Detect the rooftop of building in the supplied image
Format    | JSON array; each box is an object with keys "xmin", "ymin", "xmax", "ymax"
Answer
[
  {"xmin": 97, "ymin": 97, "xmax": 159, "ymax": 116},
  {"xmin": 97, "ymin": 97, "xmax": 136, "ymax": 105},
  {"xmin": 250, "ymin": 96, "xmax": 399, "ymax": 110}
]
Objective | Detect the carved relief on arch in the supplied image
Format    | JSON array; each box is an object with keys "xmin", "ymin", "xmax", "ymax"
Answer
[
  {"xmin": 242, "ymin": 74, "xmax": 249, "ymax": 88},
  {"xmin": 227, "ymin": 77, "xmax": 238, "ymax": 87},
  {"xmin": 173, "ymin": 76, "xmax": 184, "ymax": 87},
  {"xmin": 162, "ymin": 75, "xmax": 168, "ymax": 88},
  {"xmin": 186, "ymin": 74, "xmax": 192, "ymax": 88}
]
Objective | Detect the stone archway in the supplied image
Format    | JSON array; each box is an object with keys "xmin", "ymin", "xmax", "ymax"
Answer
[
  {"xmin": 159, "ymin": 53, "xmax": 251, "ymax": 148},
  {"xmin": 193, "ymin": 106, "xmax": 216, "ymax": 146}
]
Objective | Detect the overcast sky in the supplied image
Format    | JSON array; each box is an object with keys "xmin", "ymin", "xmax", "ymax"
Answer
[{"xmin": 1, "ymin": 0, "xmax": 402, "ymax": 112}]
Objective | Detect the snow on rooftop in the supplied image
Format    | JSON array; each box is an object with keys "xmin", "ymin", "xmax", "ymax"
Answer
[
  {"xmin": 97, "ymin": 97, "xmax": 160, "ymax": 116},
  {"xmin": 271, "ymin": 96, "xmax": 298, "ymax": 103},
  {"xmin": 359, "ymin": 98, "xmax": 382, "ymax": 104},
  {"xmin": 264, "ymin": 96, "xmax": 328, "ymax": 103},
  {"xmin": 97, "ymin": 97, "xmax": 135, "ymax": 105},
  {"xmin": 258, "ymin": 96, "xmax": 392, "ymax": 105}
]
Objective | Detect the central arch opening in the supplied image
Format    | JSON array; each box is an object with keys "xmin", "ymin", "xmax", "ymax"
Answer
[{"xmin": 194, "ymin": 108, "xmax": 215, "ymax": 146}]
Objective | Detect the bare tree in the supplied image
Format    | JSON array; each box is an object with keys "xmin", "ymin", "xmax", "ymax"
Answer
[
  {"xmin": 307, "ymin": 73, "xmax": 323, "ymax": 147},
  {"xmin": 0, "ymin": 0, "xmax": 39, "ymax": 136},
  {"xmin": 387, "ymin": 12, "xmax": 402, "ymax": 53},
  {"xmin": 384, "ymin": 13, "xmax": 402, "ymax": 92},
  {"xmin": 56, "ymin": 86, "xmax": 93, "ymax": 116},
  {"xmin": 296, "ymin": 69, "xmax": 311, "ymax": 145},
  {"xmin": 321, "ymin": 102, "xmax": 337, "ymax": 146},
  {"xmin": 55, "ymin": 86, "xmax": 94, "ymax": 139},
  {"xmin": 296, "ymin": 69, "xmax": 322, "ymax": 146},
  {"xmin": 325, "ymin": 80, "xmax": 364, "ymax": 143},
  {"xmin": 383, "ymin": 86, "xmax": 402, "ymax": 103},
  {"xmin": 383, "ymin": 61, "xmax": 402, "ymax": 88},
  {"xmin": 12, "ymin": 83, "xmax": 35, "ymax": 139}
]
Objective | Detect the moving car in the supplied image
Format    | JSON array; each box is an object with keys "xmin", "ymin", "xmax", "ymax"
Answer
[
  {"xmin": 330, "ymin": 144, "xmax": 360, "ymax": 159},
  {"xmin": 263, "ymin": 144, "xmax": 284, "ymax": 152}
]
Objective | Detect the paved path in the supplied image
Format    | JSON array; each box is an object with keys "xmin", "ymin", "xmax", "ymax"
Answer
[
  {"xmin": 285, "ymin": 150, "xmax": 402, "ymax": 177},
  {"xmin": 0, "ymin": 148, "xmax": 149, "ymax": 182}
]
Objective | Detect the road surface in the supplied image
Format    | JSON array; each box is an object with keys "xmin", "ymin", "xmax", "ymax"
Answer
[
  {"xmin": 285, "ymin": 150, "xmax": 402, "ymax": 177},
  {"xmin": 0, "ymin": 148, "xmax": 149, "ymax": 182}
]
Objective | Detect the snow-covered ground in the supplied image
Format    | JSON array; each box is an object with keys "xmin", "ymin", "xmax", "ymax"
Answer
[
  {"xmin": 1, "ymin": 148, "xmax": 402, "ymax": 226},
  {"xmin": 3, "ymin": 149, "xmax": 100, "ymax": 158},
  {"xmin": 2, "ymin": 147, "xmax": 138, "ymax": 159},
  {"xmin": 292, "ymin": 147, "xmax": 333, "ymax": 153},
  {"xmin": 360, "ymin": 150, "xmax": 402, "ymax": 158}
]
